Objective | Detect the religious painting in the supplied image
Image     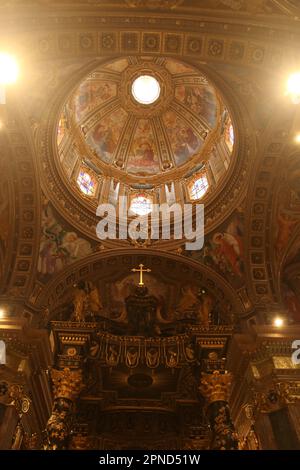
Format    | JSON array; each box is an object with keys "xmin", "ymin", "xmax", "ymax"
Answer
[
  {"xmin": 275, "ymin": 209, "xmax": 299, "ymax": 258},
  {"xmin": 73, "ymin": 79, "xmax": 117, "ymax": 121},
  {"xmin": 86, "ymin": 108, "xmax": 128, "ymax": 164},
  {"xmin": 162, "ymin": 110, "xmax": 203, "ymax": 166},
  {"xmin": 175, "ymin": 84, "xmax": 217, "ymax": 128},
  {"xmin": 274, "ymin": 156, "xmax": 300, "ymax": 259},
  {"xmin": 127, "ymin": 119, "xmax": 160, "ymax": 174},
  {"xmin": 164, "ymin": 59, "xmax": 195, "ymax": 75},
  {"xmin": 282, "ymin": 283, "xmax": 300, "ymax": 324},
  {"xmin": 190, "ymin": 210, "xmax": 244, "ymax": 288},
  {"xmin": 38, "ymin": 201, "xmax": 93, "ymax": 282}
]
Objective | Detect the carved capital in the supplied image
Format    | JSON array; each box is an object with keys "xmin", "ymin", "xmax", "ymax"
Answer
[
  {"xmin": 200, "ymin": 371, "xmax": 232, "ymax": 404},
  {"xmin": 51, "ymin": 368, "xmax": 84, "ymax": 401}
]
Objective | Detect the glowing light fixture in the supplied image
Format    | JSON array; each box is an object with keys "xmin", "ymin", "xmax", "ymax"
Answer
[
  {"xmin": 0, "ymin": 53, "xmax": 18, "ymax": 85},
  {"xmin": 0, "ymin": 308, "xmax": 5, "ymax": 319},
  {"xmin": 132, "ymin": 75, "xmax": 160, "ymax": 105},
  {"xmin": 0, "ymin": 53, "xmax": 19, "ymax": 105},
  {"xmin": 273, "ymin": 317, "xmax": 284, "ymax": 328},
  {"xmin": 294, "ymin": 133, "xmax": 300, "ymax": 144},
  {"xmin": 286, "ymin": 72, "xmax": 300, "ymax": 104}
]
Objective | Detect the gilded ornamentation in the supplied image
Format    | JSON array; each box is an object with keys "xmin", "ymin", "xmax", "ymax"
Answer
[
  {"xmin": 209, "ymin": 403, "xmax": 239, "ymax": 450},
  {"xmin": 200, "ymin": 371, "xmax": 238, "ymax": 450},
  {"xmin": 240, "ymin": 404, "xmax": 260, "ymax": 450},
  {"xmin": 251, "ymin": 381, "xmax": 300, "ymax": 414},
  {"xmin": 44, "ymin": 368, "xmax": 84, "ymax": 450},
  {"xmin": 11, "ymin": 422, "xmax": 24, "ymax": 450},
  {"xmin": 8, "ymin": 384, "xmax": 31, "ymax": 416},
  {"xmin": 51, "ymin": 368, "xmax": 84, "ymax": 401},
  {"xmin": 200, "ymin": 370, "xmax": 232, "ymax": 404},
  {"xmin": 44, "ymin": 397, "xmax": 74, "ymax": 450}
]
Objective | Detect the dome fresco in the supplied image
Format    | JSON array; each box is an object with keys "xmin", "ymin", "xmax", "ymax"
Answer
[{"xmin": 57, "ymin": 57, "xmax": 234, "ymax": 204}]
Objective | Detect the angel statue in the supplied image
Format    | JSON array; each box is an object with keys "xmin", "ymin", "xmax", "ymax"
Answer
[
  {"xmin": 199, "ymin": 291, "xmax": 213, "ymax": 327},
  {"xmin": 177, "ymin": 285, "xmax": 198, "ymax": 312},
  {"xmin": 71, "ymin": 281, "xmax": 88, "ymax": 322},
  {"xmin": 86, "ymin": 281, "xmax": 103, "ymax": 312}
]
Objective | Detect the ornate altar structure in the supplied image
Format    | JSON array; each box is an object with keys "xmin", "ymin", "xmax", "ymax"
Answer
[
  {"xmin": 47, "ymin": 318, "xmax": 235, "ymax": 450},
  {"xmin": 42, "ymin": 269, "xmax": 238, "ymax": 450}
]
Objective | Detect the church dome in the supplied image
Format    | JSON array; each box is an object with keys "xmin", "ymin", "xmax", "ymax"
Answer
[{"xmin": 57, "ymin": 57, "xmax": 235, "ymax": 210}]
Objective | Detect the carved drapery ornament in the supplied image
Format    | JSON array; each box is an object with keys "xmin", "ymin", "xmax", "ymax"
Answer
[{"xmin": 200, "ymin": 371, "xmax": 239, "ymax": 450}]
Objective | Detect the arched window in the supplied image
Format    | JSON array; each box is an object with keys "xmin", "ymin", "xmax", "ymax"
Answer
[
  {"xmin": 188, "ymin": 173, "xmax": 209, "ymax": 200},
  {"xmin": 57, "ymin": 109, "xmax": 69, "ymax": 145},
  {"xmin": 130, "ymin": 194, "xmax": 153, "ymax": 215},
  {"xmin": 77, "ymin": 169, "xmax": 97, "ymax": 196},
  {"xmin": 225, "ymin": 122, "xmax": 234, "ymax": 151}
]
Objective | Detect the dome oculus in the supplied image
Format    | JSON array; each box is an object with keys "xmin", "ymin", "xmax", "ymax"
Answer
[
  {"xmin": 57, "ymin": 57, "xmax": 235, "ymax": 210},
  {"xmin": 132, "ymin": 75, "xmax": 160, "ymax": 105}
]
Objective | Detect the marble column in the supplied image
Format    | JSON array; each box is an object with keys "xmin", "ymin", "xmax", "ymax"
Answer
[
  {"xmin": 200, "ymin": 371, "xmax": 239, "ymax": 450},
  {"xmin": 44, "ymin": 368, "xmax": 84, "ymax": 450}
]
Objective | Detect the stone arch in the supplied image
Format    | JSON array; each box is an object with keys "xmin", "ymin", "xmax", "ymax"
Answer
[{"xmin": 32, "ymin": 248, "xmax": 245, "ymax": 318}]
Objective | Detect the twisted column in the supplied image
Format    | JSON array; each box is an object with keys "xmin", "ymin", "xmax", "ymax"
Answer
[
  {"xmin": 44, "ymin": 368, "xmax": 84, "ymax": 450},
  {"xmin": 200, "ymin": 371, "xmax": 239, "ymax": 450}
]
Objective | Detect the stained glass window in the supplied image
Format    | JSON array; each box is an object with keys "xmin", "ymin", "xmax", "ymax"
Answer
[
  {"xmin": 189, "ymin": 174, "xmax": 209, "ymax": 200},
  {"xmin": 130, "ymin": 194, "xmax": 153, "ymax": 215},
  {"xmin": 77, "ymin": 170, "xmax": 97, "ymax": 196}
]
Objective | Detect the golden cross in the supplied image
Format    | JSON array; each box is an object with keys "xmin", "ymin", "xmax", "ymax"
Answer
[{"xmin": 131, "ymin": 263, "xmax": 151, "ymax": 286}]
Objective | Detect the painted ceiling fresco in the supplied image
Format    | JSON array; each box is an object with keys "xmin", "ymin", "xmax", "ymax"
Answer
[
  {"xmin": 38, "ymin": 198, "xmax": 97, "ymax": 283},
  {"xmin": 63, "ymin": 57, "xmax": 223, "ymax": 177}
]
